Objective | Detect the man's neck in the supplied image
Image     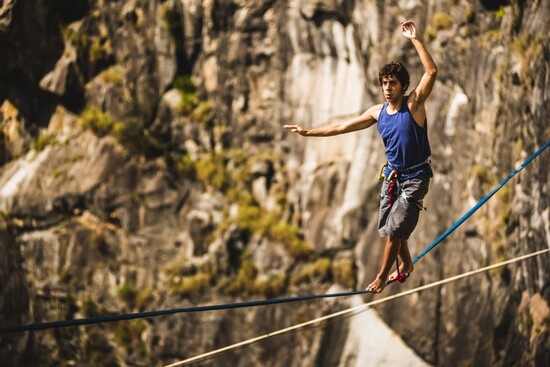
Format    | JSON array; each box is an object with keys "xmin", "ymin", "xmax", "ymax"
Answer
[{"xmin": 387, "ymin": 95, "xmax": 406, "ymax": 114}]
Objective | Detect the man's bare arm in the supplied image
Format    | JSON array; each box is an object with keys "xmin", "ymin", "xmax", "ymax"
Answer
[
  {"xmin": 284, "ymin": 104, "xmax": 382, "ymax": 137},
  {"xmin": 401, "ymin": 21, "xmax": 438, "ymax": 106}
]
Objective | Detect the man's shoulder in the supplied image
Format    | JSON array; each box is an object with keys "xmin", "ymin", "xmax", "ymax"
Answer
[{"xmin": 368, "ymin": 103, "xmax": 385, "ymax": 121}]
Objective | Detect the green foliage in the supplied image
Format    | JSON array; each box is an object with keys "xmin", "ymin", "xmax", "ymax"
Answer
[
  {"xmin": 291, "ymin": 258, "xmax": 331, "ymax": 285},
  {"xmin": 98, "ymin": 65, "xmax": 124, "ymax": 85},
  {"xmin": 63, "ymin": 27, "xmax": 88, "ymax": 48},
  {"xmin": 63, "ymin": 25, "xmax": 111, "ymax": 64},
  {"xmin": 113, "ymin": 120, "xmax": 164, "ymax": 158},
  {"xmin": 195, "ymin": 152, "xmax": 228, "ymax": 190},
  {"xmin": 117, "ymin": 283, "xmax": 138, "ymax": 308},
  {"xmin": 80, "ymin": 105, "xmax": 115, "ymax": 137},
  {"xmin": 253, "ymin": 273, "xmax": 287, "ymax": 297},
  {"xmin": 111, "ymin": 319, "xmax": 149, "ymax": 357},
  {"xmin": 512, "ymin": 138, "xmax": 523, "ymax": 161},
  {"xmin": 173, "ymin": 75, "xmax": 200, "ymax": 114},
  {"xmin": 180, "ymin": 92, "xmax": 200, "ymax": 114},
  {"xmin": 226, "ymin": 190, "xmax": 312, "ymax": 259},
  {"xmin": 173, "ymin": 75, "xmax": 196, "ymax": 94},
  {"xmin": 192, "ymin": 149, "xmax": 313, "ymax": 260},
  {"xmin": 191, "ymin": 101, "xmax": 214, "ymax": 124},
  {"xmin": 221, "ymin": 255, "xmax": 258, "ymax": 296},
  {"xmin": 268, "ymin": 220, "xmax": 312, "ymax": 259},
  {"xmin": 135, "ymin": 288, "xmax": 153, "ymax": 310},
  {"xmin": 471, "ymin": 164, "xmax": 496, "ymax": 186},
  {"xmin": 227, "ymin": 149, "xmax": 252, "ymax": 184},
  {"xmin": 88, "ymin": 38, "xmax": 104, "ymax": 62},
  {"xmin": 171, "ymin": 75, "xmax": 216, "ymax": 124},
  {"xmin": 495, "ymin": 6, "xmax": 506, "ymax": 19},
  {"xmin": 162, "ymin": 3, "xmax": 183, "ymax": 42},
  {"xmin": 235, "ymin": 202, "xmax": 264, "ymax": 232},
  {"xmin": 179, "ymin": 146, "xmax": 312, "ymax": 295},
  {"xmin": 424, "ymin": 27, "xmax": 437, "ymax": 41},
  {"xmin": 170, "ymin": 272, "xmax": 212, "ymax": 296},
  {"xmin": 425, "ymin": 11, "xmax": 453, "ymax": 40},
  {"xmin": 432, "ymin": 12, "xmax": 453, "ymax": 30},
  {"xmin": 178, "ymin": 154, "xmax": 196, "ymax": 177},
  {"xmin": 32, "ymin": 131, "xmax": 57, "ymax": 151},
  {"xmin": 51, "ymin": 166, "xmax": 67, "ymax": 178},
  {"xmin": 80, "ymin": 106, "xmax": 163, "ymax": 157},
  {"xmin": 512, "ymin": 33, "xmax": 544, "ymax": 68},
  {"xmin": 483, "ymin": 29, "xmax": 502, "ymax": 44}
]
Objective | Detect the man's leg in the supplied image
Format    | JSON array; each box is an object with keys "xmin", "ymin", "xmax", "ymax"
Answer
[
  {"xmin": 366, "ymin": 235, "xmax": 402, "ymax": 293},
  {"xmin": 389, "ymin": 239, "xmax": 414, "ymax": 282}
]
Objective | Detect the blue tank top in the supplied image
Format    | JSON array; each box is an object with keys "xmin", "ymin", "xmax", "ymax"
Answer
[{"xmin": 377, "ymin": 96, "xmax": 432, "ymax": 180}]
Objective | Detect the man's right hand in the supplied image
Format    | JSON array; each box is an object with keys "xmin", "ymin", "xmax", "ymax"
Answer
[{"xmin": 283, "ymin": 124, "xmax": 308, "ymax": 136}]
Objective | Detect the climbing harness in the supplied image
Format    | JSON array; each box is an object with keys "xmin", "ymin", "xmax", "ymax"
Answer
[{"xmin": 379, "ymin": 160, "xmax": 429, "ymax": 209}]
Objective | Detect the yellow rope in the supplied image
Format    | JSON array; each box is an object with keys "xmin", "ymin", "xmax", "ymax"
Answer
[{"xmin": 164, "ymin": 248, "xmax": 549, "ymax": 367}]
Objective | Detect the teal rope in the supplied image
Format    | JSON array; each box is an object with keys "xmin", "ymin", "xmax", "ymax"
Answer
[
  {"xmin": 1, "ymin": 140, "xmax": 548, "ymax": 334},
  {"xmin": 413, "ymin": 139, "xmax": 549, "ymax": 264}
]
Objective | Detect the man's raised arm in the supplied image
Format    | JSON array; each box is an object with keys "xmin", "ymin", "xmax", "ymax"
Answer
[{"xmin": 402, "ymin": 21, "xmax": 438, "ymax": 105}]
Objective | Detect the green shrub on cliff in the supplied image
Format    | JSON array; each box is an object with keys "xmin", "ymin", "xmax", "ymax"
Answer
[
  {"xmin": 195, "ymin": 152, "xmax": 228, "ymax": 190},
  {"xmin": 173, "ymin": 75, "xmax": 200, "ymax": 114},
  {"xmin": 432, "ymin": 12, "xmax": 453, "ymax": 30},
  {"xmin": 32, "ymin": 131, "xmax": 57, "ymax": 151},
  {"xmin": 170, "ymin": 272, "xmax": 212, "ymax": 296},
  {"xmin": 80, "ymin": 105, "xmax": 164, "ymax": 157},
  {"xmin": 80, "ymin": 105, "xmax": 115, "ymax": 137},
  {"xmin": 291, "ymin": 258, "xmax": 331, "ymax": 285},
  {"xmin": 253, "ymin": 273, "xmax": 287, "ymax": 297},
  {"xmin": 162, "ymin": 3, "xmax": 183, "ymax": 43},
  {"xmin": 425, "ymin": 11, "xmax": 453, "ymax": 40},
  {"xmin": 219, "ymin": 254, "xmax": 258, "ymax": 296}
]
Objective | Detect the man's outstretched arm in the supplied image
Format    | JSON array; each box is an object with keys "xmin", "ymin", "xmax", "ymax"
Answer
[
  {"xmin": 283, "ymin": 104, "xmax": 382, "ymax": 137},
  {"xmin": 402, "ymin": 21, "xmax": 438, "ymax": 106}
]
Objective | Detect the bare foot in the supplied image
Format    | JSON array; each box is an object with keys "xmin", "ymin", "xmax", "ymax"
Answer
[
  {"xmin": 366, "ymin": 277, "xmax": 386, "ymax": 293},
  {"xmin": 388, "ymin": 263, "xmax": 414, "ymax": 282}
]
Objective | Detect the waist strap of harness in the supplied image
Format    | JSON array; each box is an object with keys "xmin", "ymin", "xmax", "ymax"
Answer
[{"xmin": 378, "ymin": 159, "xmax": 430, "ymax": 181}]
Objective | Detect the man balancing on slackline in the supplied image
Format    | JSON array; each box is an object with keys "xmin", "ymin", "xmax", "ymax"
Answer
[{"xmin": 284, "ymin": 20, "xmax": 437, "ymax": 293}]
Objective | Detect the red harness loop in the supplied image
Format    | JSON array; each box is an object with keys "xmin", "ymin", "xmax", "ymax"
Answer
[{"xmin": 386, "ymin": 170, "xmax": 399, "ymax": 208}]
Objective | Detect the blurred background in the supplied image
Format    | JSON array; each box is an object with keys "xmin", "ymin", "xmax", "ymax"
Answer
[{"xmin": 0, "ymin": 0, "xmax": 549, "ymax": 366}]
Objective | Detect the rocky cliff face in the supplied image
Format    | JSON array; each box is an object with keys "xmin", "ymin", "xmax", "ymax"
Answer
[{"xmin": 1, "ymin": 0, "xmax": 549, "ymax": 366}]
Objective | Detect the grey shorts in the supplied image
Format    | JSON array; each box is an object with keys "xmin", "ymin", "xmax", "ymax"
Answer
[{"xmin": 378, "ymin": 177, "xmax": 430, "ymax": 239}]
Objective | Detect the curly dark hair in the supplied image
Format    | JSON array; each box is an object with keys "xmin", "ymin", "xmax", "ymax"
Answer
[{"xmin": 379, "ymin": 62, "xmax": 410, "ymax": 91}]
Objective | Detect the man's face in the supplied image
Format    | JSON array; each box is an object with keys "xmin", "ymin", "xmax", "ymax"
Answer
[{"xmin": 381, "ymin": 75, "xmax": 404, "ymax": 102}]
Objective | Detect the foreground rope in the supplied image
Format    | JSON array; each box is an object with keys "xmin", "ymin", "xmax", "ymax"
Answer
[
  {"xmin": 164, "ymin": 248, "xmax": 549, "ymax": 367},
  {"xmin": 0, "ymin": 290, "xmax": 377, "ymax": 334}
]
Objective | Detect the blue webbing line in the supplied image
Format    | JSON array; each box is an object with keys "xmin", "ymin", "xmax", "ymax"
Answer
[
  {"xmin": 1, "ymin": 140, "xmax": 548, "ymax": 334},
  {"xmin": 412, "ymin": 139, "xmax": 550, "ymax": 264}
]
